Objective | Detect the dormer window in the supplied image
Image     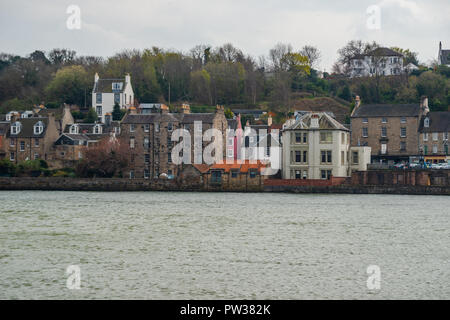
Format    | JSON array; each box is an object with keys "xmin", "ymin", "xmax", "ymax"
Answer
[
  {"xmin": 11, "ymin": 121, "xmax": 21, "ymax": 135},
  {"xmin": 34, "ymin": 121, "xmax": 44, "ymax": 135},
  {"xmin": 69, "ymin": 124, "xmax": 79, "ymax": 134},
  {"xmin": 424, "ymin": 117, "xmax": 430, "ymax": 128},
  {"xmin": 94, "ymin": 124, "xmax": 102, "ymax": 134}
]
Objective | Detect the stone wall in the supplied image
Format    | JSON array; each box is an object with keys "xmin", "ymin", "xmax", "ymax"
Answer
[{"xmin": 351, "ymin": 169, "xmax": 450, "ymax": 186}]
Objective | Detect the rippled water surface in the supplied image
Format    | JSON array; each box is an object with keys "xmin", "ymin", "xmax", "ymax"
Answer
[{"xmin": 0, "ymin": 191, "xmax": 449, "ymax": 299}]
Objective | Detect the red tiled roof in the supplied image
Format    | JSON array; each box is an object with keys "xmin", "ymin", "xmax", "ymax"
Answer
[
  {"xmin": 210, "ymin": 160, "xmax": 266, "ymax": 173},
  {"xmin": 193, "ymin": 164, "xmax": 210, "ymax": 173}
]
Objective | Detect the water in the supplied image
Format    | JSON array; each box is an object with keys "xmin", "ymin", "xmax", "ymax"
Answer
[{"xmin": 0, "ymin": 191, "xmax": 449, "ymax": 299}]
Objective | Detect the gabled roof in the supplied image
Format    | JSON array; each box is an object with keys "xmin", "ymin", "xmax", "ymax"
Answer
[
  {"xmin": 419, "ymin": 112, "xmax": 450, "ymax": 133},
  {"xmin": 93, "ymin": 78, "xmax": 126, "ymax": 93},
  {"xmin": 122, "ymin": 112, "xmax": 218, "ymax": 124},
  {"xmin": 351, "ymin": 47, "xmax": 403, "ymax": 59},
  {"xmin": 440, "ymin": 49, "xmax": 450, "ymax": 65},
  {"xmin": 7, "ymin": 118, "xmax": 49, "ymax": 138},
  {"xmin": 209, "ymin": 160, "xmax": 267, "ymax": 173},
  {"xmin": 351, "ymin": 104, "xmax": 420, "ymax": 118},
  {"xmin": 284, "ymin": 112, "xmax": 349, "ymax": 131}
]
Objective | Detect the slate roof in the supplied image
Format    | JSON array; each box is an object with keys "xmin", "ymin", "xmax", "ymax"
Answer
[
  {"xmin": 36, "ymin": 106, "xmax": 65, "ymax": 120},
  {"xmin": 8, "ymin": 118, "xmax": 49, "ymax": 138},
  {"xmin": 352, "ymin": 104, "xmax": 420, "ymax": 118},
  {"xmin": 419, "ymin": 112, "xmax": 450, "ymax": 133},
  {"xmin": 284, "ymin": 112, "xmax": 349, "ymax": 131},
  {"xmin": 93, "ymin": 79, "xmax": 126, "ymax": 93},
  {"xmin": 0, "ymin": 122, "xmax": 10, "ymax": 135},
  {"xmin": 351, "ymin": 47, "xmax": 403, "ymax": 60},
  {"xmin": 122, "ymin": 112, "xmax": 218, "ymax": 124}
]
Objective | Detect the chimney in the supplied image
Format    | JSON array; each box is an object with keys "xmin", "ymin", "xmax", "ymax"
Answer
[
  {"xmin": 350, "ymin": 96, "xmax": 361, "ymax": 117},
  {"xmin": 420, "ymin": 96, "xmax": 429, "ymax": 114},
  {"xmin": 125, "ymin": 73, "xmax": 131, "ymax": 84},
  {"xmin": 215, "ymin": 105, "xmax": 224, "ymax": 114},
  {"xmin": 181, "ymin": 103, "xmax": 190, "ymax": 114},
  {"xmin": 129, "ymin": 106, "xmax": 137, "ymax": 115},
  {"xmin": 310, "ymin": 113, "xmax": 320, "ymax": 128},
  {"xmin": 94, "ymin": 72, "xmax": 99, "ymax": 83},
  {"xmin": 160, "ymin": 104, "xmax": 169, "ymax": 114},
  {"xmin": 267, "ymin": 114, "xmax": 272, "ymax": 127}
]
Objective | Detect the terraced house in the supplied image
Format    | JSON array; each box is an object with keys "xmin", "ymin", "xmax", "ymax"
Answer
[
  {"xmin": 351, "ymin": 96, "xmax": 429, "ymax": 163},
  {"xmin": 418, "ymin": 111, "xmax": 450, "ymax": 163},
  {"xmin": 120, "ymin": 104, "xmax": 228, "ymax": 179}
]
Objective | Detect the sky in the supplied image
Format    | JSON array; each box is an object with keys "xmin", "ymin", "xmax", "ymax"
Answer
[{"xmin": 0, "ymin": 0, "xmax": 449, "ymax": 72}]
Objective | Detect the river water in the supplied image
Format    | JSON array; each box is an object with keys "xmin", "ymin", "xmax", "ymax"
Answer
[{"xmin": 0, "ymin": 191, "xmax": 449, "ymax": 299}]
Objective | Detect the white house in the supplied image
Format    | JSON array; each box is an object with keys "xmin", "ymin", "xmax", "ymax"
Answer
[
  {"xmin": 349, "ymin": 47, "xmax": 414, "ymax": 78},
  {"xmin": 92, "ymin": 73, "xmax": 134, "ymax": 123},
  {"xmin": 281, "ymin": 112, "xmax": 370, "ymax": 180}
]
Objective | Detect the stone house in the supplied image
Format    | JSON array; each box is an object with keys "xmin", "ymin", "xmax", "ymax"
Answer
[
  {"xmin": 438, "ymin": 41, "xmax": 450, "ymax": 67},
  {"xmin": 350, "ymin": 96, "xmax": 429, "ymax": 163},
  {"xmin": 282, "ymin": 112, "xmax": 370, "ymax": 180},
  {"xmin": 200, "ymin": 160, "xmax": 267, "ymax": 191},
  {"xmin": 120, "ymin": 104, "xmax": 228, "ymax": 179},
  {"xmin": 418, "ymin": 111, "xmax": 450, "ymax": 163}
]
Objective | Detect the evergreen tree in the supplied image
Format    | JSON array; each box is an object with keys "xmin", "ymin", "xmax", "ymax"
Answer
[
  {"xmin": 112, "ymin": 102, "xmax": 122, "ymax": 121},
  {"xmin": 84, "ymin": 108, "xmax": 98, "ymax": 123}
]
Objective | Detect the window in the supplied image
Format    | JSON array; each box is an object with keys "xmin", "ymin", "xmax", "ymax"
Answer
[
  {"xmin": 94, "ymin": 125, "xmax": 102, "ymax": 134},
  {"xmin": 96, "ymin": 106, "xmax": 102, "ymax": 116},
  {"xmin": 424, "ymin": 117, "xmax": 430, "ymax": 128},
  {"xmin": 432, "ymin": 132, "xmax": 438, "ymax": 141},
  {"xmin": 321, "ymin": 150, "xmax": 332, "ymax": 163},
  {"xmin": 295, "ymin": 170, "xmax": 301, "ymax": 179},
  {"xmin": 114, "ymin": 93, "xmax": 120, "ymax": 104},
  {"xmin": 168, "ymin": 152, "xmax": 172, "ymax": 163},
  {"xmin": 11, "ymin": 122, "xmax": 21, "ymax": 135},
  {"xmin": 341, "ymin": 151, "xmax": 345, "ymax": 165},
  {"xmin": 341, "ymin": 132, "xmax": 345, "ymax": 144},
  {"xmin": 432, "ymin": 144, "xmax": 438, "ymax": 154},
  {"xmin": 144, "ymin": 124, "xmax": 150, "ymax": 132},
  {"xmin": 144, "ymin": 137, "xmax": 149, "ymax": 149},
  {"xmin": 352, "ymin": 151, "xmax": 359, "ymax": 164},
  {"xmin": 295, "ymin": 151, "xmax": 301, "ymax": 163},
  {"xmin": 144, "ymin": 169, "xmax": 150, "ymax": 179},
  {"xmin": 231, "ymin": 170, "xmax": 238, "ymax": 178},
  {"xmin": 423, "ymin": 133, "xmax": 428, "ymax": 141},
  {"xmin": 10, "ymin": 152, "xmax": 14, "ymax": 161},
  {"xmin": 249, "ymin": 170, "xmax": 256, "ymax": 178},
  {"xmin": 10, "ymin": 138, "xmax": 15, "ymax": 147},
  {"xmin": 303, "ymin": 133, "xmax": 307, "ymax": 143},
  {"xmin": 320, "ymin": 132, "xmax": 332, "ymax": 143},
  {"xmin": 96, "ymin": 93, "xmax": 102, "ymax": 104},
  {"xmin": 155, "ymin": 123, "xmax": 160, "ymax": 132},
  {"xmin": 20, "ymin": 141, "xmax": 25, "ymax": 151},
  {"xmin": 321, "ymin": 170, "xmax": 332, "ymax": 180},
  {"xmin": 445, "ymin": 144, "xmax": 448, "ymax": 155},
  {"xmin": 444, "ymin": 132, "xmax": 448, "ymax": 141},
  {"xmin": 130, "ymin": 138, "xmax": 135, "ymax": 148},
  {"xmin": 382, "ymin": 118, "xmax": 387, "ymax": 123},
  {"xmin": 362, "ymin": 127, "xmax": 368, "ymax": 137},
  {"xmin": 34, "ymin": 152, "xmax": 39, "ymax": 160},
  {"xmin": 295, "ymin": 132, "xmax": 301, "ymax": 143},
  {"xmin": 145, "ymin": 154, "xmax": 150, "ymax": 163},
  {"xmin": 34, "ymin": 138, "xmax": 39, "ymax": 147},
  {"xmin": 70, "ymin": 125, "xmax": 78, "ymax": 134},
  {"xmin": 168, "ymin": 122, "xmax": 173, "ymax": 132},
  {"xmin": 401, "ymin": 117, "xmax": 406, "ymax": 123},
  {"xmin": 400, "ymin": 141, "xmax": 406, "ymax": 151},
  {"xmin": 381, "ymin": 143, "xmax": 387, "ymax": 154},
  {"xmin": 362, "ymin": 118, "xmax": 368, "ymax": 124},
  {"xmin": 34, "ymin": 121, "xmax": 44, "ymax": 135},
  {"xmin": 424, "ymin": 145, "xmax": 428, "ymax": 155},
  {"xmin": 227, "ymin": 149, "xmax": 234, "ymax": 158},
  {"xmin": 303, "ymin": 151, "xmax": 307, "ymax": 163},
  {"xmin": 129, "ymin": 170, "xmax": 134, "ymax": 179},
  {"xmin": 112, "ymin": 82, "xmax": 123, "ymax": 91},
  {"xmin": 381, "ymin": 127, "xmax": 387, "ymax": 137},
  {"xmin": 211, "ymin": 170, "xmax": 222, "ymax": 184},
  {"xmin": 130, "ymin": 124, "xmax": 135, "ymax": 132},
  {"xmin": 400, "ymin": 127, "xmax": 406, "ymax": 138},
  {"xmin": 302, "ymin": 171, "xmax": 308, "ymax": 179}
]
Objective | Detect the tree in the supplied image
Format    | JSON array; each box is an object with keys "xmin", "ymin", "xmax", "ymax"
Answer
[
  {"xmin": 84, "ymin": 107, "xmax": 98, "ymax": 123},
  {"xmin": 112, "ymin": 102, "xmax": 122, "ymax": 121},
  {"xmin": 45, "ymin": 65, "xmax": 89, "ymax": 106},
  {"xmin": 300, "ymin": 45, "xmax": 321, "ymax": 69},
  {"xmin": 224, "ymin": 108, "xmax": 234, "ymax": 119},
  {"xmin": 391, "ymin": 47, "xmax": 419, "ymax": 65}
]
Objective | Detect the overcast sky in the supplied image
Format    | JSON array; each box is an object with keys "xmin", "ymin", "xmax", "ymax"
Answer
[{"xmin": 0, "ymin": 0, "xmax": 449, "ymax": 71}]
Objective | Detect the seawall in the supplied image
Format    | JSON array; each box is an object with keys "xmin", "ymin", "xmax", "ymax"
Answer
[{"xmin": 0, "ymin": 177, "xmax": 449, "ymax": 195}]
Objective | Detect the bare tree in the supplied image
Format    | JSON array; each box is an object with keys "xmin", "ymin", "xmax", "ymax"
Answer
[{"xmin": 300, "ymin": 45, "xmax": 321, "ymax": 69}]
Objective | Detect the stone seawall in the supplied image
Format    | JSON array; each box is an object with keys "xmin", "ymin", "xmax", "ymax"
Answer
[{"xmin": 0, "ymin": 177, "xmax": 449, "ymax": 195}]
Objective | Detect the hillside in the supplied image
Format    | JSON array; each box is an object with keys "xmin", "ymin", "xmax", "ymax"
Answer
[{"xmin": 290, "ymin": 97, "xmax": 351, "ymax": 124}]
